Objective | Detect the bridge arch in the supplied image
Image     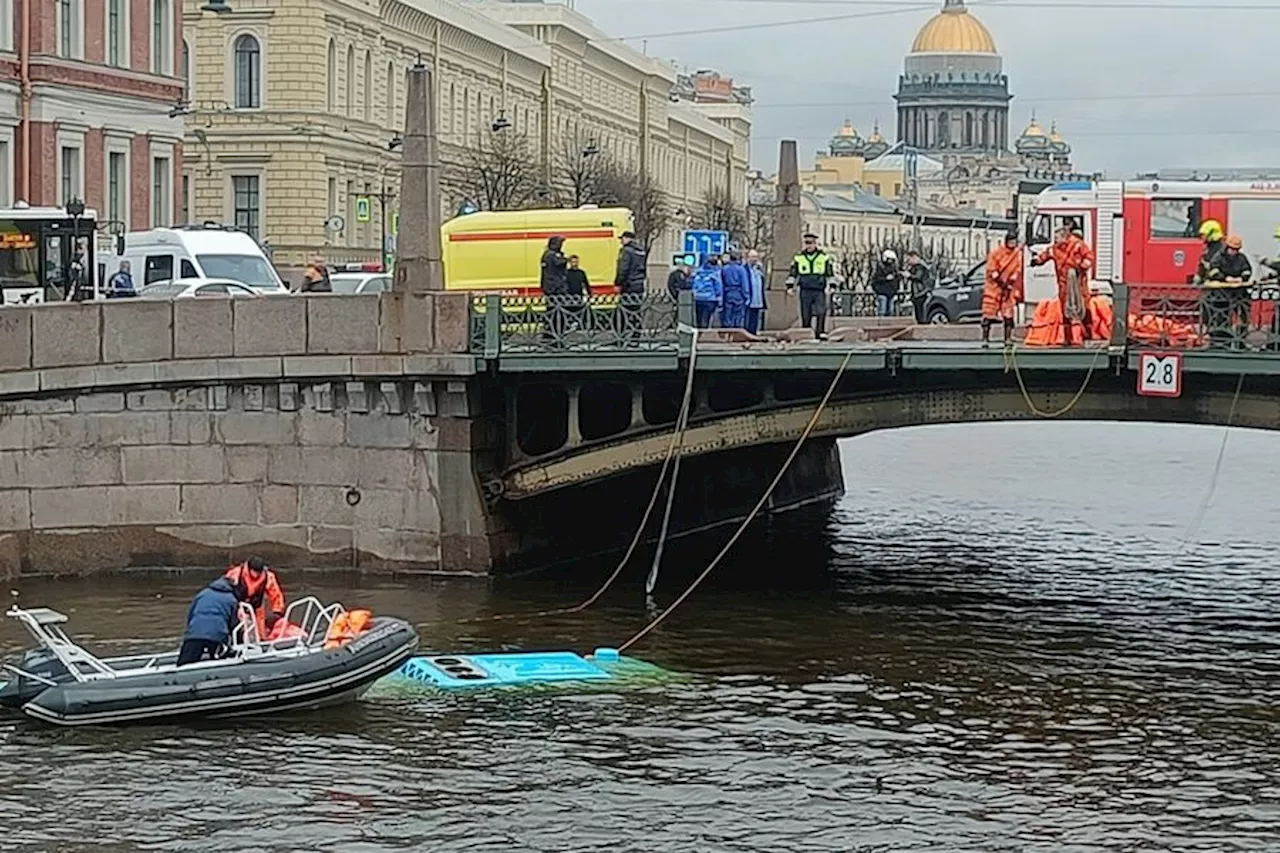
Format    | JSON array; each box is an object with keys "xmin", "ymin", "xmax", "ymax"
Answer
[{"xmin": 499, "ymin": 371, "xmax": 1274, "ymax": 500}]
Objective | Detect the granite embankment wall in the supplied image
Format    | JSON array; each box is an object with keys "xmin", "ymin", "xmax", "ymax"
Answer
[{"xmin": 0, "ymin": 293, "xmax": 498, "ymax": 578}]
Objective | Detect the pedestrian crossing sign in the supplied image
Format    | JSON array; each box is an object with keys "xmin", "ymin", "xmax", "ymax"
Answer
[{"xmin": 356, "ymin": 197, "xmax": 371, "ymax": 223}]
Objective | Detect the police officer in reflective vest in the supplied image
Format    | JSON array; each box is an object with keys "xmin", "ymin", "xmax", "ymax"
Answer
[{"xmin": 786, "ymin": 233, "xmax": 836, "ymax": 340}]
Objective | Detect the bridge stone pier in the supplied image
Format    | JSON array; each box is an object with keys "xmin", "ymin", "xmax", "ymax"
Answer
[{"xmin": 0, "ymin": 294, "xmax": 501, "ymax": 578}]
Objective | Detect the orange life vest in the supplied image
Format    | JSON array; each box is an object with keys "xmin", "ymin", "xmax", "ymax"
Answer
[{"xmin": 323, "ymin": 609, "xmax": 374, "ymax": 649}]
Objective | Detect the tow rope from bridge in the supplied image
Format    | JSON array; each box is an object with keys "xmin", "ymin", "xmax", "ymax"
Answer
[
  {"xmin": 616, "ymin": 346, "xmax": 858, "ymax": 654},
  {"xmin": 455, "ymin": 324, "xmax": 701, "ymax": 625},
  {"xmin": 1003, "ymin": 342, "xmax": 1107, "ymax": 418},
  {"xmin": 1173, "ymin": 372, "xmax": 1244, "ymax": 563}
]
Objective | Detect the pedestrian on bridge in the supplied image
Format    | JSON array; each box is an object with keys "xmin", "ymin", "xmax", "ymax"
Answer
[
  {"xmin": 746, "ymin": 249, "xmax": 768, "ymax": 334},
  {"xmin": 982, "ymin": 230, "xmax": 1023, "ymax": 347},
  {"xmin": 691, "ymin": 255, "xmax": 723, "ymax": 329},
  {"xmin": 721, "ymin": 251, "xmax": 751, "ymax": 329},
  {"xmin": 787, "ymin": 233, "xmax": 835, "ymax": 340}
]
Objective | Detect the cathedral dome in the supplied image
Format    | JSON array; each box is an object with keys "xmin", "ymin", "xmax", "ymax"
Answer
[{"xmin": 911, "ymin": 0, "xmax": 997, "ymax": 54}]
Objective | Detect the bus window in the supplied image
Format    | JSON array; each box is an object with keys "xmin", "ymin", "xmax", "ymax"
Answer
[
  {"xmin": 1150, "ymin": 198, "xmax": 1201, "ymax": 239},
  {"xmin": 0, "ymin": 225, "xmax": 39, "ymax": 289},
  {"xmin": 180, "ymin": 259, "xmax": 198, "ymax": 278},
  {"xmin": 145, "ymin": 254, "xmax": 174, "ymax": 284}
]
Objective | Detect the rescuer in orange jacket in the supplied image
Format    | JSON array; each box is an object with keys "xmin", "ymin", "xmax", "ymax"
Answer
[
  {"xmin": 224, "ymin": 556, "xmax": 286, "ymax": 639},
  {"xmin": 1031, "ymin": 225, "xmax": 1094, "ymax": 345},
  {"xmin": 981, "ymin": 229, "xmax": 1024, "ymax": 346}
]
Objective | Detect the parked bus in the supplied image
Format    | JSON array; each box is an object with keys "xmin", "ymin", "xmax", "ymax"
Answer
[{"xmin": 0, "ymin": 203, "xmax": 101, "ymax": 304}]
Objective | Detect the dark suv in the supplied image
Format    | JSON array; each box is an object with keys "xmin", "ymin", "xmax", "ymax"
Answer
[{"xmin": 921, "ymin": 260, "xmax": 985, "ymax": 324}]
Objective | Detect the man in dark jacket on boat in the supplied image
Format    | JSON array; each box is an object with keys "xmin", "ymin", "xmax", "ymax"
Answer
[{"xmin": 177, "ymin": 577, "xmax": 246, "ymax": 666}]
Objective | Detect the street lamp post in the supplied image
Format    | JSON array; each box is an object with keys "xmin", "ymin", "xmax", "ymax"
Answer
[{"xmin": 65, "ymin": 198, "xmax": 86, "ymax": 302}]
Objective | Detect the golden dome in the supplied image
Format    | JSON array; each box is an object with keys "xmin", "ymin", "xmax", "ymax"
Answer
[
  {"xmin": 868, "ymin": 125, "xmax": 885, "ymax": 144},
  {"xmin": 910, "ymin": 0, "xmax": 997, "ymax": 54},
  {"xmin": 1021, "ymin": 117, "xmax": 1045, "ymax": 138},
  {"xmin": 837, "ymin": 119, "xmax": 859, "ymax": 138},
  {"xmin": 1048, "ymin": 123, "xmax": 1065, "ymax": 143}
]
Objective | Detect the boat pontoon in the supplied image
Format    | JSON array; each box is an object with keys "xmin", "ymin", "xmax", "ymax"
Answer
[{"xmin": 0, "ymin": 597, "xmax": 418, "ymax": 727}]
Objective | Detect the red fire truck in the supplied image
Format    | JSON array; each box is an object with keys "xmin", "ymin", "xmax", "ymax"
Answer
[{"xmin": 1023, "ymin": 178, "xmax": 1280, "ymax": 311}]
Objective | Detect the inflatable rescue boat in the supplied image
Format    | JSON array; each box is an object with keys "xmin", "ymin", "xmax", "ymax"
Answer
[{"xmin": 0, "ymin": 598, "xmax": 418, "ymax": 727}]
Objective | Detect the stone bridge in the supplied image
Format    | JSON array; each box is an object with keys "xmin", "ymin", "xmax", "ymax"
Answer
[{"xmin": 0, "ymin": 286, "xmax": 1277, "ymax": 577}]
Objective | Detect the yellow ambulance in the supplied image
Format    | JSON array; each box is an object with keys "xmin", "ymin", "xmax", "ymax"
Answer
[{"xmin": 442, "ymin": 205, "xmax": 632, "ymax": 295}]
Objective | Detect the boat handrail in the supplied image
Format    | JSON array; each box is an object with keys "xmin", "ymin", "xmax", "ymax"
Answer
[
  {"xmin": 229, "ymin": 596, "xmax": 347, "ymax": 653},
  {"xmin": 4, "ymin": 604, "xmax": 117, "ymax": 682}
]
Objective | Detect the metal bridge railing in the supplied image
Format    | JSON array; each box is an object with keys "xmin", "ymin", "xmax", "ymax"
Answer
[
  {"xmin": 469, "ymin": 292, "xmax": 685, "ymax": 355},
  {"xmin": 1127, "ymin": 283, "xmax": 1280, "ymax": 351}
]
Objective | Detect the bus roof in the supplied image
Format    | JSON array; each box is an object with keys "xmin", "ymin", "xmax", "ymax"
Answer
[{"xmin": 0, "ymin": 204, "xmax": 99, "ymax": 221}]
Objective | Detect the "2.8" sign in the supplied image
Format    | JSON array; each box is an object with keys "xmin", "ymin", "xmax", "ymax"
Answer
[{"xmin": 1137, "ymin": 351, "xmax": 1182, "ymax": 398}]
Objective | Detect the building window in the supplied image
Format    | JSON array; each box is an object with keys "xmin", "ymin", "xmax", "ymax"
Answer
[
  {"xmin": 152, "ymin": 157, "xmax": 171, "ymax": 227},
  {"xmin": 58, "ymin": 0, "xmax": 80, "ymax": 58},
  {"xmin": 326, "ymin": 40, "xmax": 335, "ymax": 112},
  {"xmin": 232, "ymin": 175, "xmax": 259, "ymax": 239},
  {"xmin": 0, "ymin": 139, "xmax": 10, "ymax": 206},
  {"xmin": 233, "ymin": 34, "xmax": 261, "ymax": 108},
  {"xmin": 181, "ymin": 174, "xmax": 189, "ymax": 224},
  {"xmin": 345, "ymin": 180, "xmax": 354, "ymax": 246},
  {"xmin": 0, "ymin": 0, "xmax": 11, "ymax": 52},
  {"xmin": 59, "ymin": 146, "xmax": 81, "ymax": 205},
  {"xmin": 385, "ymin": 61, "xmax": 395, "ymax": 129},
  {"xmin": 181, "ymin": 39, "xmax": 190, "ymax": 98},
  {"xmin": 345, "ymin": 45, "xmax": 354, "ymax": 118},
  {"xmin": 107, "ymin": 151, "xmax": 126, "ymax": 226},
  {"xmin": 107, "ymin": 0, "xmax": 124, "ymax": 66},
  {"xmin": 151, "ymin": 0, "xmax": 171, "ymax": 75},
  {"xmin": 363, "ymin": 51, "xmax": 371, "ymax": 122}
]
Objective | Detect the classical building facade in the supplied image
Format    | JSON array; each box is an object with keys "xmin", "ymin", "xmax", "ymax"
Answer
[
  {"xmin": 182, "ymin": 0, "xmax": 751, "ymax": 280},
  {"xmin": 0, "ymin": 0, "xmax": 185, "ymax": 225}
]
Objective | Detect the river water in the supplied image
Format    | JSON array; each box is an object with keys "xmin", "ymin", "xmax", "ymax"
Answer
[{"xmin": 2, "ymin": 423, "xmax": 1279, "ymax": 852}]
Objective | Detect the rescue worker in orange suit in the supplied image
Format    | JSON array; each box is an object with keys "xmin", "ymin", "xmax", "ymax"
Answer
[
  {"xmin": 981, "ymin": 230, "xmax": 1024, "ymax": 347},
  {"xmin": 224, "ymin": 556, "xmax": 286, "ymax": 639},
  {"xmin": 1030, "ymin": 225, "xmax": 1094, "ymax": 345}
]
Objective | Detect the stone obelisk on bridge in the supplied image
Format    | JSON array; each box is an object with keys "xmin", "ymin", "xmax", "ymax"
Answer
[{"xmin": 768, "ymin": 139, "xmax": 802, "ymax": 330}]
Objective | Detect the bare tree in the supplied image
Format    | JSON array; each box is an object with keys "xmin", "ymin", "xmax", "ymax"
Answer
[
  {"xmin": 589, "ymin": 158, "xmax": 668, "ymax": 250},
  {"xmin": 555, "ymin": 130, "xmax": 604, "ymax": 208},
  {"xmin": 745, "ymin": 202, "xmax": 775, "ymax": 257},
  {"xmin": 458, "ymin": 131, "xmax": 540, "ymax": 212},
  {"xmin": 697, "ymin": 186, "xmax": 747, "ymax": 246}
]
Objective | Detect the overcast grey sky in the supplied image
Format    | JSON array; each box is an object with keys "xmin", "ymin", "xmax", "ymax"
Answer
[{"xmin": 570, "ymin": 0, "xmax": 1280, "ymax": 178}]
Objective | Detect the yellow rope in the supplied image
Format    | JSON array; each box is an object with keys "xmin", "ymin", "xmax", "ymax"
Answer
[{"xmin": 1002, "ymin": 341, "xmax": 1108, "ymax": 419}]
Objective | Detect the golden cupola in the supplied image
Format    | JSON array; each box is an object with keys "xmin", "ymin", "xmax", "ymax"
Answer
[{"xmin": 910, "ymin": 0, "xmax": 998, "ymax": 54}]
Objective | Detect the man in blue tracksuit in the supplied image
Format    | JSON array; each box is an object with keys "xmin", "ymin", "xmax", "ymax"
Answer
[
  {"xmin": 690, "ymin": 255, "xmax": 723, "ymax": 329},
  {"xmin": 720, "ymin": 251, "xmax": 750, "ymax": 329},
  {"xmin": 177, "ymin": 576, "xmax": 246, "ymax": 666}
]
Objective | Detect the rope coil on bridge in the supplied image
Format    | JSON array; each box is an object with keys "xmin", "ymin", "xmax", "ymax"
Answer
[{"xmin": 1003, "ymin": 343, "xmax": 1109, "ymax": 419}]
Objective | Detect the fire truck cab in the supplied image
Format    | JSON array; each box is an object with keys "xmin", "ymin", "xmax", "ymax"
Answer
[{"xmin": 1026, "ymin": 178, "xmax": 1280, "ymax": 305}]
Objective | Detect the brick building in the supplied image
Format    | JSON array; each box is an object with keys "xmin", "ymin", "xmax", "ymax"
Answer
[{"xmin": 0, "ymin": 0, "xmax": 185, "ymax": 229}]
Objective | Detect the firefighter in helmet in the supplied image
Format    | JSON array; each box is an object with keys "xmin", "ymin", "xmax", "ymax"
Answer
[
  {"xmin": 1200, "ymin": 234, "xmax": 1253, "ymax": 349},
  {"xmin": 1193, "ymin": 219, "xmax": 1226, "ymax": 284},
  {"xmin": 1258, "ymin": 225, "xmax": 1280, "ymax": 283}
]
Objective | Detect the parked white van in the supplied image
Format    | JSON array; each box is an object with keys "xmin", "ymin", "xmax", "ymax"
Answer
[{"xmin": 104, "ymin": 224, "xmax": 287, "ymax": 293}]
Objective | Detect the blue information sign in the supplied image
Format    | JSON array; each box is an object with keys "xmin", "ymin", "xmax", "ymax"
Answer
[{"xmin": 682, "ymin": 229, "xmax": 730, "ymax": 259}]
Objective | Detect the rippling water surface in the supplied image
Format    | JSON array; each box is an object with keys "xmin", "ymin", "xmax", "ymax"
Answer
[{"xmin": 3, "ymin": 422, "xmax": 1279, "ymax": 852}]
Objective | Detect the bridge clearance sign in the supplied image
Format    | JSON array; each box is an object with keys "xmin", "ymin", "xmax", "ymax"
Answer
[{"xmin": 1137, "ymin": 351, "xmax": 1183, "ymax": 398}]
